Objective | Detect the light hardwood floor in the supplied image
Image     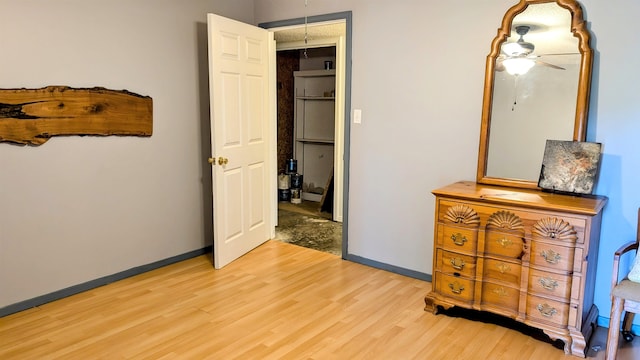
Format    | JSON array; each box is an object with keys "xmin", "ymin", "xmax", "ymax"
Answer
[{"xmin": 1, "ymin": 241, "xmax": 638, "ymax": 359}]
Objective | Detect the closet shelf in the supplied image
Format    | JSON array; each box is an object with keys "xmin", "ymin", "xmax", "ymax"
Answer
[
  {"xmin": 296, "ymin": 138, "xmax": 334, "ymax": 144},
  {"xmin": 294, "ymin": 68, "xmax": 336, "ymax": 203},
  {"xmin": 294, "ymin": 69, "xmax": 336, "ymax": 77},
  {"xmin": 296, "ymin": 96, "xmax": 335, "ymax": 100}
]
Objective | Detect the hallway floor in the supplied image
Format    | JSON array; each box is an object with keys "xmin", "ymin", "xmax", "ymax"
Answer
[{"xmin": 275, "ymin": 201, "xmax": 342, "ymax": 256}]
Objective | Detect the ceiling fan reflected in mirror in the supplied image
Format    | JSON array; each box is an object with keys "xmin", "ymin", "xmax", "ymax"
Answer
[{"xmin": 497, "ymin": 25, "xmax": 568, "ymax": 75}]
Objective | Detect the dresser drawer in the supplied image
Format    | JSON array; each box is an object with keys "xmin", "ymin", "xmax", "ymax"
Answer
[
  {"xmin": 438, "ymin": 201, "xmax": 480, "ymax": 225},
  {"xmin": 526, "ymin": 295, "xmax": 569, "ymax": 327},
  {"xmin": 439, "ymin": 225, "xmax": 478, "ymax": 255},
  {"xmin": 528, "ymin": 268, "xmax": 571, "ymax": 300},
  {"xmin": 435, "ymin": 272, "xmax": 474, "ymax": 303},
  {"xmin": 529, "ymin": 240, "xmax": 574, "ymax": 272},
  {"xmin": 437, "ymin": 249, "xmax": 476, "ymax": 278},
  {"xmin": 532, "ymin": 216, "xmax": 582, "ymax": 244},
  {"xmin": 482, "ymin": 258, "xmax": 521, "ymax": 285},
  {"xmin": 481, "ymin": 281, "xmax": 520, "ymax": 313},
  {"xmin": 484, "ymin": 232, "xmax": 525, "ymax": 259}
]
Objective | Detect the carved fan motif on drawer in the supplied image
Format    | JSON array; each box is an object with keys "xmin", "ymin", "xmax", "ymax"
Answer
[
  {"xmin": 444, "ymin": 204, "xmax": 480, "ymax": 226},
  {"xmin": 487, "ymin": 211, "xmax": 524, "ymax": 232},
  {"xmin": 533, "ymin": 217, "xmax": 578, "ymax": 242}
]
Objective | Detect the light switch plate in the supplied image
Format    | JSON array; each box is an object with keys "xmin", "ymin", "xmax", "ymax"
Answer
[{"xmin": 353, "ymin": 109, "xmax": 362, "ymax": 124}]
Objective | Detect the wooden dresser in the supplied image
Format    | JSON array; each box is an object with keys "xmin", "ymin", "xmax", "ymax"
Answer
[{"xmin": 424, "ymin": 181, "xmax": 607, "ymax": 357}]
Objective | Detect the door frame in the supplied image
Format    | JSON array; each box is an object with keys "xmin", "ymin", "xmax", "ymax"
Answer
[{"xmin": 259, "ymin": 11, "xmax": 352, "ymax": 258}]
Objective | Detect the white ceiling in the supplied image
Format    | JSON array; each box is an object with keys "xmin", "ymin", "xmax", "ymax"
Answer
[
  {"xmin": 273, "ymin": 22, "xmax": 345, "ymax": 43},
  {"xmin": 508, "ymin": 2, "xmax": 577, "ymax": 56}
]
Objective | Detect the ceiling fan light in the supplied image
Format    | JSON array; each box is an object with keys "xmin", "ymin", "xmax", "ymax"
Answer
[
  {"xmin": 503, "ymin": 58, "xmax": 535, "ymax": 75},
  {"xmin": 502, "ymin": 41, "xmax": 535, "ymax": 57},
  {"xmin": 503, "ymin": 42, "xmax": 524, "ymax": 56}
]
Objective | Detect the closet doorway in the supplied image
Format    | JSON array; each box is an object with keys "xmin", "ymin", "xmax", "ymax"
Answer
[{"xmin": 266, "ymin": 17, "xmax": 349, "ymax": 257}]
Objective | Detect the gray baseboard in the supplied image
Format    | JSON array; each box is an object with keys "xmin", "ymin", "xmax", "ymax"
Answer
[
  {"xmin": 0, "ymin": 247, "xmax": 212, "ymax": 317},
  {"xmin": 2, "ymin": 248, "xmax": 431, "ymax": 318},
  {"xmin": 343, "ymin": 253, "xmax": 432, "ymax": 282}
]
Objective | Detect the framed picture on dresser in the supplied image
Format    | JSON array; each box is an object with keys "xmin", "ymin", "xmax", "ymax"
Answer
[{"xmin": 537, "ymin": 140, "xmax": 602, "ymax": 195}]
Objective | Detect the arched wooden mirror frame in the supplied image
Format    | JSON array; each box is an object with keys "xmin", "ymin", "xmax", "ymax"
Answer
[{"xmin": 476, "ymin": 0, "xmax": 593, "ymax": 189}]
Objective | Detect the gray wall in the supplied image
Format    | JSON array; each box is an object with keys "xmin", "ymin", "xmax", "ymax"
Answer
[
  {"xmin": 3, "ymin": 0, "xmax": 640, "ymax": 331},
  {"xmin": 255, "ymin": 0, "xmax": 640, "ymax": 329},
  {"xmin": 257, "ymin": 0, "xmax": 510, "ymax": 274},
  {"xmin": 0, "ymin": 0, "xmax": 254, "ymax": 308}
]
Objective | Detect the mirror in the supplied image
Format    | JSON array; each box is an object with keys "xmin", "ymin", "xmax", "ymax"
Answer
[{"xmin": 477, "ymin": 0, "xmax": 593, "ymax": 189}]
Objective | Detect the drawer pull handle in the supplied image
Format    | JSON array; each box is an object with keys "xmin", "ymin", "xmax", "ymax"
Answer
[
  {"xmin": 540, "ymin": 249, "xmax": 561, "ymax": 264},
  {"xmin": 539, "ymin": 277, "xmax": 559, "ymax": 291},
  {"xmin": 537, "ymin": 303, "xmax": 557, "ymax": 318},
  {"xmin": 450, "ymin": 257, "xmax": 465, "ymax": 270},
  {"xmin": 451, "ymin": 233, "xmax": 467, "ymax": 246},
  {"xmin": 497, "ymin": 238, "xmax": 513, "ymax": 248},
  {"xmin": 448, "ymin": 281, "xmax": 465, "ymax": 294},
  {"xmin": 497, "ymin": 263, "xmax": 511, "ymax": 274}
]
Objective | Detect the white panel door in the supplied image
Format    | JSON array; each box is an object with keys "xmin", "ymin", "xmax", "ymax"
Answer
[{"xmin": 207, "ymin": 14, "xmax": 272, "ymax": 269}]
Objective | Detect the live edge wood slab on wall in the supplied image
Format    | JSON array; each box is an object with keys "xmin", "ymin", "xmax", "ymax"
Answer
[{"xmin": 0, "ymin": 86, "xmax": 152, "ymax": 145}]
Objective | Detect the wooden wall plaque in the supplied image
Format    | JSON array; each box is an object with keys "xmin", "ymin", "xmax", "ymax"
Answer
[{"xmin": 0, "ymin": 86, "xmax": 152, "ymax": 145}]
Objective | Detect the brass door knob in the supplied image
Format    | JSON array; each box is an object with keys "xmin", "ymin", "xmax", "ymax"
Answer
[
  {"xmin": 208, "ymin": 157, "xmax": 215, "ymax": 164},
  {"xmin": 218, "ymin": 157, "xmax": 228, "ymax": 165}
]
